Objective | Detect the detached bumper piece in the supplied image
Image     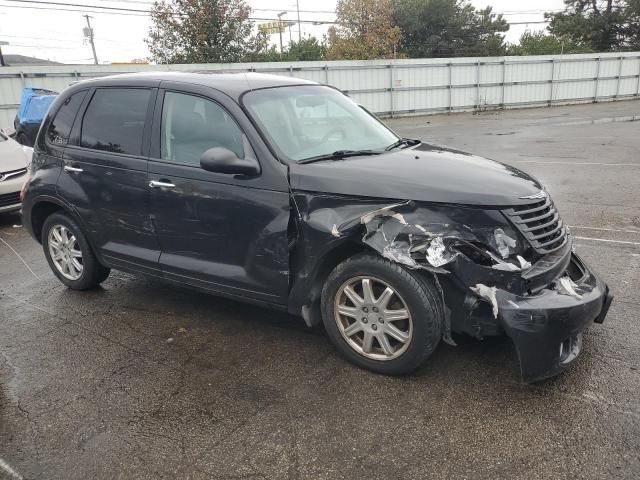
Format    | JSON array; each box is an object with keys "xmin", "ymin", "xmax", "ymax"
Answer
[{"xmin": 496, "ymin": 254, "xmax": 612, "ymax": 383}]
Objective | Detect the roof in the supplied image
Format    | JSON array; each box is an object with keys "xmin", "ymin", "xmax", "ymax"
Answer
[
  {"xmin": 3, "ymin": 54, "xmax": 63, "ymax": 66},
  {"xmin": 67, "ymin": 71, "xmax": 318, "ymax": 100}
]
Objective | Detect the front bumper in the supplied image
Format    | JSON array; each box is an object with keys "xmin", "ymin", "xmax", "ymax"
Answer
[
  {"xmin": 0, "ymin": 203, "xmax": 21, "ymax": 213},
  {"xmin": 496, "ymin": 254, "xmax": 612, "ymax": 383}
]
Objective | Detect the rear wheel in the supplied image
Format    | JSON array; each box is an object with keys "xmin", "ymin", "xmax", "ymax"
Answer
[
  {"xmin": 42, "ymin": 212, "xmax": 110, "ymax": 289},
  {"xmin": 321, "ymin": 253, "xmax": 443, "ymax": 375}
]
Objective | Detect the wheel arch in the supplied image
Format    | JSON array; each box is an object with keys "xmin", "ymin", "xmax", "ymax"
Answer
[
  {"xmin": 29, "ymin": 197, "xmax": 90, "ymax": 247},
  {"xmin": 289, "ymin": 238, "xmax": 371, "ymax": 326}
]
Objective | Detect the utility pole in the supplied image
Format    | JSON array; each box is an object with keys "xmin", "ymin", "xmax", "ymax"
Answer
[
  {"xmin": 296, "ymin": 0, "xmax": 301, "ymax": 42},
  {"xmin": 83, "ymin": 15, "xmax": 99, "ymax": 65},
  {"xmin": 0, "ymin": 41, "xmax": 7, "ymax": 67},
  {"xmin": 277, "ymin": 11, "xmax": 287, "ymax": 56}
]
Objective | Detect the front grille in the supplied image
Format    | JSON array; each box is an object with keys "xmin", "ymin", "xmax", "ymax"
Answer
[
  {"xmin": 504, "ymin": 196, "xmax": 567, "ymax": 254},
  {"xmin": 0, "ymin": 167, "xmax": 28, "ymax": 181},
  {"xmin": 0, "ymin": 191, "xmax": 21, "ymax": 208}
]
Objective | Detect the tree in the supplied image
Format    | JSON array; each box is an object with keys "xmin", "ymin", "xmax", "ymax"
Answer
[
  {"xmin": 392, "ymin": 0, "xmax": 509, "ymax": 58},
  {"xmin": 288, "ymin": 37, "xmax": 326, "ymax": 61},
  {"xmin": 146, "ymin": 0, "xmax": 254, "ymax": 64},
  {"xmin": 508, "ymin": 31, "xmax": 594, "ymax": 55},
  {"xmin": 546, "ymin": 0, "xmax": 640, "ymax": 51},
  {"xmin": 244, "ymin": 36, "xmax": 326, "ymax": 63},
  {"xmin": 326, "ymin": 0, "xmax": 402, "ymax": 60}
]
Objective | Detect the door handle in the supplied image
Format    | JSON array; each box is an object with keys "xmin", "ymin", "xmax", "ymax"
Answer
[
  {"xmin": 149, "ymin": 180, "xmax": 176, "ymax": 189},
  {"xmin": 64, "ymin": 165, "xmax": 83, "ymax": 173}
]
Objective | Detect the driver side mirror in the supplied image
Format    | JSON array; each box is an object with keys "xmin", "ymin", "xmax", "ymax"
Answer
[{"xmin": 200, "ymin": 148, "xmax": 260, "ymax": 176}]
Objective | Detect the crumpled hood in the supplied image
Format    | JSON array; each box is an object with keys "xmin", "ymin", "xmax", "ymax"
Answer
[
  {"xmin": 289, "ymin": 143, "xmax": 542, "ymax": 207},
  {"xmin": 0, "ymin": 136, "xmax": 30, "ymax": 172}
]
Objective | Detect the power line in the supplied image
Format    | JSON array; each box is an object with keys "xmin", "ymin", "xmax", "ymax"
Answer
[
  {"xmin": 0, "ymin": 0, "xmax": 556, "ymax": 29},
  {"xmin": 0, "ymin": 2, "xmax": 150, "ymax": 16},
  {"xmin": 0, "ymin": 0, "xmax": 339, "ymax": 23}
]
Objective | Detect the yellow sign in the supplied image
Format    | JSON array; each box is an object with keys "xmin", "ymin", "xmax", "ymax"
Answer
[{"xmin": 258, "ymin": 21, "xmax": 287, "ymax": 35}]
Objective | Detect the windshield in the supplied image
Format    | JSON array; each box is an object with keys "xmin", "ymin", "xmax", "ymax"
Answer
[{"xmin": 243, "ymin": 85, "xmax": 399, "ymax": 162}]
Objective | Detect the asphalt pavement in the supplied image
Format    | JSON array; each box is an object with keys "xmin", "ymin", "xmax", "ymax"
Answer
[{"xmin": 1, "ymin": 100, "xmax": 639, "ymax": 479}]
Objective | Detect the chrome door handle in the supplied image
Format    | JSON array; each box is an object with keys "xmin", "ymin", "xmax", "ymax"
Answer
[
  {"xmin": 64, "ymin": 165, "xmax": 83, "ymax": 173},
  {"xmin": 149, "ymin": 180, "xmax": 176, "ymax": 189}
]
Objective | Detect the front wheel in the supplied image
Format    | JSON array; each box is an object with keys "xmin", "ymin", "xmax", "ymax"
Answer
[
  {"xmin": 321, "ymin": 253, "xmax": 443, "ymax": 375},
  {"xmin": 42, "ymin": 212, "xmax": 110, "ymax": 290}
]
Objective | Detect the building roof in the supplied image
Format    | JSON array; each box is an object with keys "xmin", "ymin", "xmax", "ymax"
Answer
[{"xmin": 2, "ymin": 54, "xmax": 63, "ymax": 66}]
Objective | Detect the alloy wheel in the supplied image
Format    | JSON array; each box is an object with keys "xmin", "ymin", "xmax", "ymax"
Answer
[
  {"xmin": 334, "ymin": 276, "xmax": 413, "ymax": 361},
  {"xmin": 48, "ymin": 224, "xmax": 84, "ymax": 280}
]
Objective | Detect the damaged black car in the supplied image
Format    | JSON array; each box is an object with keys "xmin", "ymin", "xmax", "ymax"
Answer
[{"xmin": 21, "ymin": 72, "xmax": 613, "ymax": 383}]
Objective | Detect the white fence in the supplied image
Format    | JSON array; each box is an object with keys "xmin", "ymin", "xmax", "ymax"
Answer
[{"xmin": 1, "ymin": 52, "xmax": 640, "ymax": 128}]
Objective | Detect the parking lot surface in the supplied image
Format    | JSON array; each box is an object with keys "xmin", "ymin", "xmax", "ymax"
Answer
[{"xmin": 1, "ymin": 101, "xmax": 639, "ymax": 480}]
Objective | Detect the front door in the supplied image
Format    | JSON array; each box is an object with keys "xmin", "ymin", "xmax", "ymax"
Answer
[
  {"xmin": 57, "ymin": 86, "xmax": 161, "ymax": 275},
  {"xmin": 147, "ymin": 86, "xmax": 290, "ymax": 305}
]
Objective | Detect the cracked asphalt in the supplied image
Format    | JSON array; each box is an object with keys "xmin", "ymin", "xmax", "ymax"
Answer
[{"xmin": 1, "ymin": 101, "xmax": 639, "ymax": 480}]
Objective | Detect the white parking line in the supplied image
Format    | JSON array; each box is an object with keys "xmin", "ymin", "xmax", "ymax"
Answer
[
  {"xmin": 571, "ymin": 226, "xmax": 640, "ymax": 234},
  {"xmin": 0, "ymin": 457, "xmax": 24, "ymax": 480},
  {"xmin": 574, "ymin": 236, "xmax": 640, "ymax": 246},
  {"xmin": 513, "ymin": 161, "xmax": 638, "ymax": 166},
  {"xmin": 0, "ymin": 236, "xmax": 40, "ymax": 280}
]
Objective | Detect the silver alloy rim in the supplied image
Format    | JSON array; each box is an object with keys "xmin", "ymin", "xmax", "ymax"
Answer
[
  {"xmin": 334, "ymin": 276, "xmax": 413, "ymax": 361},
  {"xmin": 48, "ymin": 224, "xmax": 83, "ymax": 280}
]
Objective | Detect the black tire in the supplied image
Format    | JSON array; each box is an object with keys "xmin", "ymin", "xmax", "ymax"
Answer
[
  {"xmin": 42, "ymin": 212, "xmax": 110, "ymax": 290},
  {"xmin": 321, "ymin": 253, "xmax": 444, "ymax": 375}
]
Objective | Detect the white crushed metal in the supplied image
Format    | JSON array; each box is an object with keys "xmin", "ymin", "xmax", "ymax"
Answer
[
  {"xmin": 471, "ymin": 284, "xmax": 499, "ymax": 318},
  {"xmin": 382, "ymin": 243, "xmax": 419, "ymax": 268},
  {"xmin": 425, "ymin": 236, "xmax": 458, "ymax": 268},
  {"xmin": 556, "ymin": 276, "xmax": 582, "ymax": 299},
  {"xmin": 360, "ymin": 202, "xmax": 410, "ymax": 225},
  {"xmin": 494, "ymin": 228, "xmax": 517, "ymax": 258}
]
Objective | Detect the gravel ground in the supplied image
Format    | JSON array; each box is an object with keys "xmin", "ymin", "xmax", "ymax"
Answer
[{"xmin": 1, "ymin": 100, "xmax": 638, "ymax": 480}]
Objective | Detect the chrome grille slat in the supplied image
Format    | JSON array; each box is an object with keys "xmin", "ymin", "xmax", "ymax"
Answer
[
  {"xmin": 519, "ymin": 212, "xmax": 559, "ymax": 232},
  {"xmin": 504, "ymin": 194, "xmax": 567, "ymax": 254},
  {"xmin": 529, "ymin": 220, "xmax": 563, "ymax": 240},
  {"xmin": 510, "ymin": 198, "xmax": 552, "ymax": 216},
  {"xmin": 513, "ymin": 208, "xmax": 556, "ymax": 225}
]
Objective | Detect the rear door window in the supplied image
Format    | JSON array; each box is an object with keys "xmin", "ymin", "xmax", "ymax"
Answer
[
  {"xmin": 47, "ymin": 91, "xmax": 87, "ymax": 145},
  {"xmin": 80, "ymin": 88, "xmax": 151, "ymax": 155}
]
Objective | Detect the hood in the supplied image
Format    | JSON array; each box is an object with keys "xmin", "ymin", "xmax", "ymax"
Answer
[
  {"xmin": 0, "ymin": 136, "xmax": 30, "ymax": 172},
  {"xmin": 289, "ymin": 143, "xmax": 542, "ymax": 207}
]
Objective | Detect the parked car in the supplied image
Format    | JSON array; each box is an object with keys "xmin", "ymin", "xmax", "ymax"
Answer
[
  {"xmin": 0, "ymin": 127, "xmax": 31, "ymax": 214},
  {"xmin": 21, "ymin": 73, "xmax": 613, "ymax": 382},
  {"xmin": 14, "ymin": 87, "xmax": 58, "ymax": 147}
]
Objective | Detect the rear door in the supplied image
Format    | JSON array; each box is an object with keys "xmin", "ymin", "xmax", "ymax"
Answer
[
  {"xmin": 57, "ymin": 86, "xmax": 161, "ymax": 275},
  {"xmin": 147, "ymin": 83, "xmax": 291, "ymax": 305}
]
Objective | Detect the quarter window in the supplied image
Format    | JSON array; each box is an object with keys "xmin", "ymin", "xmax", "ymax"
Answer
[
  {"xmin": 47, "ymin": 91, "xmax": 87, "ymax": 145},
  {"xmin": 160, "ymin": 91, "xmax": 245, "ymax": 166},
  {"xmin": 80, "ymin": 88, "xmax": 150, "ymax": 155}
]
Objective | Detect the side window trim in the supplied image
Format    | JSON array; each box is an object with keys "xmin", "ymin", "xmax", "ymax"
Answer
[
  {"xmin": 67, "ymin": 87, "xmax": 95, "ymax": 147},
  {"xmin": 73, "ymin": 86, "xmax": 155, "ymax": 158},
  {"xmin": 149, "ymin": 88, "xmax": 258, "ymax": 168},
  {"xmin": 44, "ymin": 88, "xmax": 89, "ymax": 148}
]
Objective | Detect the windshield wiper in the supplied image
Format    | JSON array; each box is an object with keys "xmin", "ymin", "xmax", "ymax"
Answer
[
  {"xmin": 385, "ymin": 138, "xmax": 421, "ymax": 151},
  {"xmin": 298, "ymin": 149, "xmax": 383, "ymax": 165}
]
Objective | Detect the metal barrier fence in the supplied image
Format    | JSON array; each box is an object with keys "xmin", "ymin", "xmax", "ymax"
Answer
[{"xmin": 1, "ymin": 52, "xmax": 640, "ymax": 128}]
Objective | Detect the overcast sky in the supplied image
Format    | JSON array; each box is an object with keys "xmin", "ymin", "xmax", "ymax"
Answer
[{"xmin": 0, "ymin": 0, "xmax": 566, "ymax": 64}]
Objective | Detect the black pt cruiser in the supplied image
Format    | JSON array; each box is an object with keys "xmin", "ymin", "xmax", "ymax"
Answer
[{"xmin": 21, "ymin": 72, "xmax": 613, "ymax": 382}]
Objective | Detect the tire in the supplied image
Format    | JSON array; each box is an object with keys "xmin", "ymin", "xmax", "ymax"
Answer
[
  {"xmin": 42, "ymin": 212, "xmax": 110, "ymax": 290},
  {"xmin": 321, "ymin": 253, "xmax": 443, "ymax": 375}
]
